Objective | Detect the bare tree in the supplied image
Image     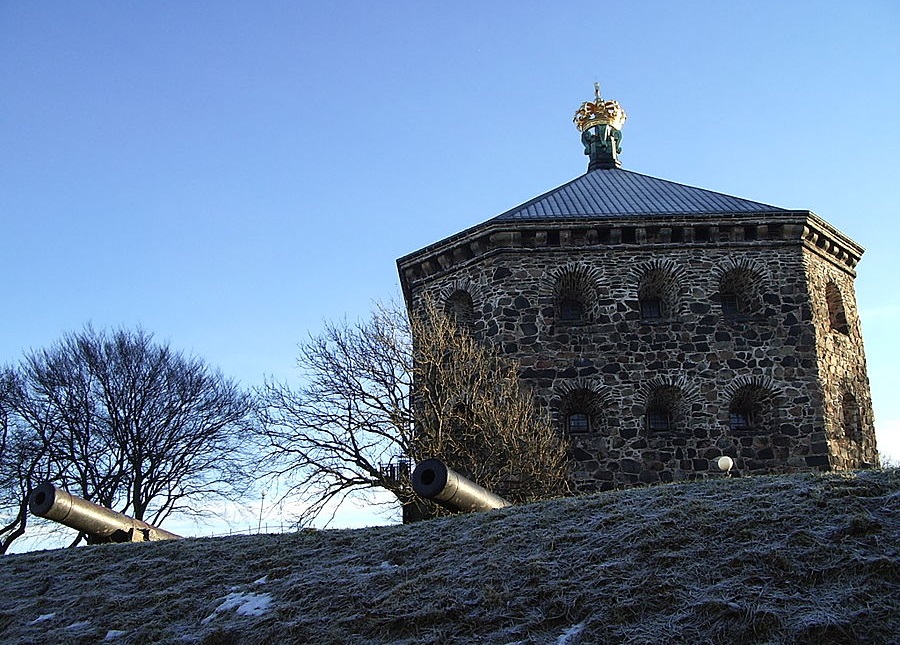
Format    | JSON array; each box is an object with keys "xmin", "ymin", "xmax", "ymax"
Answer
[
  {"xmin": 2, "ymin": 326, "xmax": 254, "ymax": 547},
  {"xmin": 258, "ymin": 302, "xmax": 415, "ymax": 523},
  {"xmin": 0, "ymin": 372, "xmax": 54, "ymax": 553},
  {"xmin": 409, "ymin": 302, "xmax": 571, "ymax": 503},
  {"xmin": 256, "ymin": 298, "xmax": 569, "ymax": 524}
]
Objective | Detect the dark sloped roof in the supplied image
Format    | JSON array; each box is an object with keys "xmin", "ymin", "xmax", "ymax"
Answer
[{"xmin": 493, "ymin": 167, "xmax": 786, "ymax": 221}]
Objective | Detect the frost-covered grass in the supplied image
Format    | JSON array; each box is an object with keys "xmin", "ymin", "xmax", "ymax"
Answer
[{"xmin": 1, "ymin": 469, "xmax": 898, "ymax": 644}]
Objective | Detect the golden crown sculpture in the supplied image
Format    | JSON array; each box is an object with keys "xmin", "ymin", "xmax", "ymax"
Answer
[{"xmin": 573, "ymin": 83, "xmax": 627, "ymax": 132}]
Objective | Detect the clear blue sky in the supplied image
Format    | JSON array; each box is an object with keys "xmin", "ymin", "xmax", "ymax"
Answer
[{"xmin": 2, "ymin": 1, "xmax": 899, "ymax": 523}]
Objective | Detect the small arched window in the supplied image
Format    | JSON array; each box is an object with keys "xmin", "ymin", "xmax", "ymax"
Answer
[
  {"xmin": 637, "ymin": 268, "xmax": 677, "ymax": 321},
  {"xmin": 445, "ymin": 290, "xmax": 475, "ymax": 329},
  {"xmin": 553, "ymin": 267, "xmax": 595, "ymax": 325},
  {"xmin": 644, "ymin": 386, "xmax": 682, "ymax": 432},
  {"xmin": 728, "ymin": 385, "xmax": 773, "ymax": 432},
  {"xmin": 826, "ymin": 282, "xmax": 849, "ymax": 335},
  {"xmin": 842, "ymin": 392, "xmax": 860, "ymax": 440},
  {"xmin": 559, "ymin": 387, "xmax": 604, "ymax": 434},
  {"xmin": 718, "ymin": 267, "xmax": 763, "ymax": 318}
]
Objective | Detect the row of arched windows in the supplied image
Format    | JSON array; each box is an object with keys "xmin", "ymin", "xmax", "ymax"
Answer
[
  {"xmin": 441, "ymin": 272, "xmax": 851, "ymax": 334},
  {"xmin": 550, "ymin": 264, "xmax": 770, "ymax": 323},
  {"xmin": 558, "ymin": 383, "xmax": 774, "ymax": 435},
  {"xmin": 559, "ymin": 386, "xmax": 864, "ymax": 441}
]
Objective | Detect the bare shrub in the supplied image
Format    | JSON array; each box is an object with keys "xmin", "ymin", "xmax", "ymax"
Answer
[{"xmin": 256, "ymin": 298, "xmax": 569, "ymax": 524}]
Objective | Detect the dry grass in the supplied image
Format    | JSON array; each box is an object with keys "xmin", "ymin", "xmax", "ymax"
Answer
[{"xmin": 1, "ymin": 469, "xmax": 898, "ymax": 644}]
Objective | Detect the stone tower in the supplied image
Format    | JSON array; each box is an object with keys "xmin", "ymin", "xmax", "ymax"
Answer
[{"xmin": 397, "ymin": 87, "xmax": 878, "ymax": 492}]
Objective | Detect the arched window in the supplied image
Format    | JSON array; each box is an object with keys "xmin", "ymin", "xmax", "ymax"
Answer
[
  {"xmin": 826, "ymin": 282, "xmax": 849, "ymax": 335},
  {"xmin": 644, "ymin": 386, "xmax": 682, "ymax": 432},
  {"xmin": 728, "ymin": 385, "xmax": 773, "ymax": 432},
  {"xmin": 718, "ymin": 267, "xmax": 763, "ymax": 318},
  {"xmin": 637, "ymin": 268, "xmax": 678, "ymax": 321},
  {"xmin": 559, "ymin": 387, "xmax": 604, "ymax": 434},
  {"xmin": 842, "ymin": 391, "xmax": 860, "ymax": 440},
  {"xmin": 553, "ymin": 267, "xmax": 596, "ymax": 324},
  {"xmin": 445, "ymin": 290, "xmax": 475, "ymax": 328}
]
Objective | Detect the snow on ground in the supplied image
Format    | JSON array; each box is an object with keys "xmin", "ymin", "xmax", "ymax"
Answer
[
  {"xmin": 27, "ymin": 613, "xmax": 54, "ymax": 625},
  {"xmin": 202, "ymin": 592, "xmax": 274, "ymax": 624},
  {"xmin": 555, "ymin": 623, "xmax": 585, "ymax": 645}
]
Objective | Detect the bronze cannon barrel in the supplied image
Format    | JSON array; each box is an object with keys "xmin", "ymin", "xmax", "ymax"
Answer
[
  {"xmin": 29, "ymin": 482, "xmax": 181, "ymax": 543},
  {"xmin": 411, "ymin": 459, "xmax": 511, "ymax": 513}
]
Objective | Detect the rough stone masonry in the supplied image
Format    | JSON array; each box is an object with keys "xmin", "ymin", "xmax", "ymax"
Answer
[{"xmin": 398, "ymin": 90, "xmax": 877, "ymax": 492}]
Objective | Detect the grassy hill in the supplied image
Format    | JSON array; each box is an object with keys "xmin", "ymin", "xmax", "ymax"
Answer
[{"xmin": 1, "ymin": 469, "xmax": 898, "ymax": 645}]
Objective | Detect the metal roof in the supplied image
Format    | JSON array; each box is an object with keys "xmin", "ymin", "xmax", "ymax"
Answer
[{"xmin": 492, "ymin": 167, "xmax": 786, "ymax": 221}]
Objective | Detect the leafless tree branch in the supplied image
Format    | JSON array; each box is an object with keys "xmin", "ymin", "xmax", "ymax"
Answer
[{"xmin": 255, "ymin": 297, "xmax": 569, "ymax": 524}]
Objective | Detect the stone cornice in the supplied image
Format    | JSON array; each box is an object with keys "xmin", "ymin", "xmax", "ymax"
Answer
[
  {"xmin": 398, "ymin": 211, "xmax": 863, "ymax": 301},
  {"xmin": 800, "ymin": 212, "xmax": 865, "ymax": 275}
]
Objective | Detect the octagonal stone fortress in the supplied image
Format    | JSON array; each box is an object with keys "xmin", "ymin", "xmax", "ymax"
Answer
[{"xmin": 398, "ymin": 88, "xmax": 878, "ymax": 492}]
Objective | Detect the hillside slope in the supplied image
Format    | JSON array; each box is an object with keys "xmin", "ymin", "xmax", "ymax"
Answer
[{"xmin": 1, "ymin": 470, "xmax": 898, "ymax": 645}]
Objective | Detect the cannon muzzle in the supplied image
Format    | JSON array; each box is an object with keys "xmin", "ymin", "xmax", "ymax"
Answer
[
  {"xmin": 411, "ymin": 459, "xmax": 511, "ymax": 513},
  {"xmin": 29, "ymin": 482, "xmax": 181, "ymax": 543}
]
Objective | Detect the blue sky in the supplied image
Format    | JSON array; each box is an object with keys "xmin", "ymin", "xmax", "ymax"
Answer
[{"xmin": 2, "ymin": 2, "xmax": 899, "ymax": 530}]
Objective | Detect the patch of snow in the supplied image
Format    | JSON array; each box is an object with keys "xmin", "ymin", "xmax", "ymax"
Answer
[
  {"xmin": 556, "ymin": 622, "xmax": 585, "ymax": 645},
  {"xmin": 104, "ymin": 630, "xmax": 127, "ymax": 640},
  {"xmin": 201, "ymin": 592, "xmax": 273, "ymax": 624},
  {"xmin": 252, "ymin": 575, "xmax": 268, "ymax": 585},
  {"xmin": 29, "ymin": 613, "xmax": 55, "ymax": 625},
  {"xmin": 66, "ymin": 621, "xmax": 93, "ymax": 630}
]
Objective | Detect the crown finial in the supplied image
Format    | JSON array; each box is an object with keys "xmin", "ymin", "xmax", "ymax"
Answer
[{"xmin": 574, "ymin": 84, "xmax": 627, "ymax": 170}]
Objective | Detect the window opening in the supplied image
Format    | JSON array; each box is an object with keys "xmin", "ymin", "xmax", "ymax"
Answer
[
  {"xmin": 826, "ymin": 282, "xmax": 849, "ymax": 335},
  {"xmin": 729, "ymin": 410, "xmax": 753, "ymax": 430},
  {"xmin": 640, "ymin": 297, "xmax": 663, "ymax": 320},
  {"xmin": 567, "ymin": 413, "xmax": 590, "ymax": 433},
  {"xmin": 559, "ymin": 298, "xmax": 585, "ymax": 322},
  {"xmin": 445, "ymin": 290, "xmax": 475, "ymax": 328},
  {"xmin": 721, "ymin": 292, "xmax": 740, "ymax": 316},
  {"xmin": 842, "ymin": 393, "xmax": 860, "ymax": 439},
  {"xmin": 646, "ymin": 408, "xmax": 671, "ymax": 431}
]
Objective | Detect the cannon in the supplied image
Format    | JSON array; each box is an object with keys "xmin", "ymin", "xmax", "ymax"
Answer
[
  {"xmin": 29, "ymin": 482, "xmax": 182, "ymax": 544},
  {"xmin": 411, "ymin": 459, "xmax": 511, "ymax": 513}
]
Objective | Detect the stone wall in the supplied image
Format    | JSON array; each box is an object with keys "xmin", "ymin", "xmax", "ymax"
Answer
[
  {"xmin": 400, "ymin": 213, "xmax": 877, "ymax": 491},
  {"xmin": 803, "ymin": 247, "xmax": 878, "ymax": 469}
]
